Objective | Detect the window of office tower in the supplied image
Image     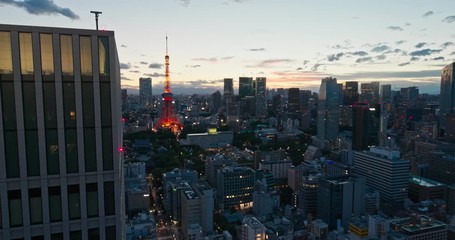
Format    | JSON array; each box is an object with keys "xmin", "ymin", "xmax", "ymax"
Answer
[
  {"xmin": 29, "ymin": 188, "xmax": 43, "ymax": 225},
  {"xmin": 8, "ymin": 190, "xmax": 22, "ymax": 227},
  {"xmin": 80, "ymin": 36, "xmax": 92, "ymax": 77},
  {"xmin": 98, "ymin": 37, "xmax": 109, "ymax": 78},
  {"xmin": 86, "ymin": 183, "xmax": 98, "ymax": 217},
  {"xmin": 68, "ymin": 185, "xmax": 80, "ymax": 219},
  {"xmin": 40, "ymin": 34, "xmax": 54, "ymax": 77},
  {"xmin": 0, "ymin": 32, "xmax": 12, "ymax": 75},
  {"xmin": 19, "ymin": 33, "xmax": 34, "ymax": 77},
  {"xmin": 48, "ymin": 186, "xmax": 62, "ymax": 222},
  {"xmin": 60, "ymin": 35, "xmax": 73, "ymax": 77}
]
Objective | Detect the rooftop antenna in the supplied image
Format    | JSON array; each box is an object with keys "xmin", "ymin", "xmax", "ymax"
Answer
[
  {"xmin": 166, "ymin": 34, "xmax": 168, "ymax": 55},
  {"xmin": 90, "ymin": 11, "xmax": 102, "ymax": 30}
]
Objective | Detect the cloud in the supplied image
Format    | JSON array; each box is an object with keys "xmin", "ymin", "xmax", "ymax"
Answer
[
  {"xmin": 350, "ymin": 51, "xmax": 369, "ymax": 56},
  {"xmin": 327, "ymin": 52, "xmax": 344, "ymax": 61},
  {"xmin": 120, "ymin": 63, "xmax": 131, "ymax": 69},
  {"xmin": 450, "ymin": 51, "xmax": 455, "ymax": 55},
  {"xmin": 410, "ymin": 57, "xmax": 420, "ymax": 61},
  {"xmin": 311, "ymin": 63, "xmax": 323, "ymax": 72},
  {"xmin": 395, "ymin": 40, "xmax": 406, "ymax": 45},
  {"xmin": 405, "ymin": 22, "xmax": 411, "ymax": 26},
  {"xmin": 422, "ymin": 11, "xmax": 433, "ymax": 17},
  {"xmin": 375, "ymin": 55, "xmax": 386, "ymax": 60},
  {"xmin": 144, "ymin": 72, "xmax": 165, "ymax": 78},
  {"xmin": 249, "ymin": 48, "xmax": 266, "ymax": 51},
  {"xmin": 442, "ymin": 16, "xmax": 455, "ymax": 23},
  {"xmin": 387, "ymin": 26, "xmax": 404, "ymax": 31},
  {"xmin": 0, "ymin": 0, "xmax": 79, "ymax": 19},
  {"xmin": 398, "ymin": 62, "xmax": 410, "ymax": 66},
  {"xmin": 340, "ymin": 70, "xmax": 440, "ymax": 80},
  {"xmin": 177, "ymin": 0, "xmax": 190, "ymax": 7},
  {"xmin": 296, "ymin": 67, "xmax": 303, "ymax": 70},
  {"xmin": 221, "ymin": 56, "xmax": 234, "ymax": 60},
  {"xmin": 355, "ymin": 57, "xmax": 372, "ymax": 63},
  {"xmin": 140, "ymin": 61, "xmax": 148, "ymax": 65},
  {"xmin": 432, "ymin": 56, "xmax": 445, "ymax": 61},
  {"xmin": 410, "ymin": 48, "xmax": 442, "ymax": 56},
  {"xmin": 193, "ymin": 57, "xmax": 218, "ymax": 62},
  {"xmin": 371, "ymin": 45, "xmax": 390, "ymax": 52},
  {"xmin": 415, "ymin": 42, "xmax": 427, "ymax": 48},
  {"xmin": 129, "ymin": 70, "xmax": 140, "ymax": 73},
  {"xmin": 121, "ymin": 76, "xmax": 132, "ymax": 81},
  {"xmin": 186, "ymin": 65, "xmax": 201, "ymax": 68},
  {"xmin": 120, "ymin": 44, "xmax": 127, "ymax": 48},
  {"xmin": 247, "ymin": 59, "xmax": 294, "ymax": 68},
  {"xmin": 148, "ymin": 63, "xmax": 163, "ymax": 69},
  {"xmin": 441, "ymin": 42, "xmax": 454, "ymax": 48},
  {"xmin": 303, "ymin": 60, "xmax": 310, "ymax": 65}
]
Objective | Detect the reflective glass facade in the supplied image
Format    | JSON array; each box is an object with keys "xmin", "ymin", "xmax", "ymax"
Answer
[{"xmin": 0, "ymin": 24, "xmax": 122, "ymax": 239}]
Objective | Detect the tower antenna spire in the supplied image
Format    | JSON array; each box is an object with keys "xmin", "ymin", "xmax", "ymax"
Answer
[
  {"xmin": 166, "ymin": 34, "xmax": 168, "ymax": 55},
  {"xmin": 90, "ymin": 11, "xmax": 102, "ymax": 30}
]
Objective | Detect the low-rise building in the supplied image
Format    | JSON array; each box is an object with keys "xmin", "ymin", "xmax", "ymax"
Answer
[{"xmin": 126, "ymin": 212, "xmax": 157, "ymax": 240}]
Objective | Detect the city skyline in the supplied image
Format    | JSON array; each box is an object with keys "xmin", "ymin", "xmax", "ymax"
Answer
[{"xmin": 1, "ymin": 0, "xmax": 455, "ymax": 94}]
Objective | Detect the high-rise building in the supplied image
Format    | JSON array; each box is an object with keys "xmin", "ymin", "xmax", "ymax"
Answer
[
  {"xmin": 352, "ymin": 105, "xmax": 370, "ymax": 151},
  {"xmin": 288, "ymin": 88, "xmax": 301, "ymax": 120},
  {"xmin": 0, "ymin": 24, "xmax": 123, "ymax": 239},
  {"xmin": 343, "ymin": 81, "xmax": 359, "ymax": 105},
  {"xmin": 181, "ymin": 182, "xmax": 214, "ymax": 237},
  {"xmin": 224, "ymin": 78, "xmax": 234, "ymax": 97},
  {"xmin": 217, "ymin": 166, "xmax": 255, "ymax": 208},
  {"xmin": 380, "ymin": 84, "xmax": 392, "ymax": 103},
  {"xmin": 298, "ymin": 176, "xmax": 319, "ymax": 218},
  {"xmin": 318, "ymin": 175, "xmax": 366, "ymax": 230},
  {"xmin": 139, "ymin": 77, "xmax": 152, "ymax": 106},
  {"xmin": 440, "ymin": 62, "xmax": 455, "ymax": 117},
  {"xmin": 210, "ymin": 90, "xmax": 222, "ymax": 114},
  {"xmin": 354, "ymin": 147, "xmax": 409, "ymax": 203},
  {"xmin": 255, "ymin": 77, "xmax": 267, "ymax": 118},
  {"xmin": 239, "ymin": 77, "xmax": 254, "ymax": 98},
  {"xmin": 428, "ymin": 151, "xmax": 455, "ymax": 186},
  {"xmin": 317, "ymin": 77, "xmax": 340, "ymax": 140}
]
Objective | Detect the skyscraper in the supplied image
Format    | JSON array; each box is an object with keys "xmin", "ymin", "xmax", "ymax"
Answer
[
  {"xmin": 139, "ymin": 77, "xmax": 152, "ymax": 106},
  {"xmin": 239, "ymin": 77, "xmax": 253, "ymax": 98},
  {"xmin": 255, "ymin": 77, "xmax": 267, "ymax": 118},
  {"xmin": 318, "ymin": 175, "xmax": 365, "ymax": 230},
  {"xmin": 354, "ymin": 147, "xmax": 409, "ymax": 203},
  {"xmin": 223, "ymin": 78, "xmax": 233, "ymax": 97},
  {"xmin": 343, "ymin": 81, "xmax": 359, "ymax": 105},
  {"xmin": 0, "ymin": 24, "xmax": 123, "ymax": 239},
  {"xmin": 440, "ymin": 62, "xmax": 455, "ymax": 124},
  {"xmin": 288, "ymin": 88, "xmax": 301, "ymax": 120},
  {"xmin": 317, "ymin": 77, "xmax": 340, "ymax": 140},
  {"xmin": 352, "ymin": 105, "xmax": 370, "ymax": 151}
]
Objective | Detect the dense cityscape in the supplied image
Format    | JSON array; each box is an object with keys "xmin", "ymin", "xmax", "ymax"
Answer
[{"xmin": 1, "ymin": 1, "xmax": 455, "ymax": 240}]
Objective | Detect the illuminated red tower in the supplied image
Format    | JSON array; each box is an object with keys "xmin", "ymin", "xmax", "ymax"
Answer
[{"xmin": 156, "ymin": 36, "xmax": 182, "ymax": 133}]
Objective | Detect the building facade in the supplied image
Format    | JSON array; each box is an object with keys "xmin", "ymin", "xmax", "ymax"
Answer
[
  {"xmin": 255, "ymin": 77, "xmax": 267, "ymax": 119},
  {"xmin": 217, "ymin": 166, "xmax": 255, "ymax": 209},
  {"xmin": 354, "ymin": 147, "xmax": 409, "ymax": 203},
  {"xmin": 139, "ymin": 77, "xmax": 152, "ymax": 106},
  {"xmin": 0, "ymin": 24, "xmax": 123, "ymax": 239},
  {"xmin": 440, "ymin": 62, "xmax": 455, "ymax": 118},
  {"xmin": 239, "ymin": 77, "xmax": 253, "ymax": 98},
  {"xmin": 317, "ymin": 77, "xmax": 340, "ymax": 140}
]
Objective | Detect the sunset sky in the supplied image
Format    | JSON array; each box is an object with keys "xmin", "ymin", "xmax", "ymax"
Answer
[{"xmin": 1, "ymin": 0, "xmax": 455, "ymax": 94}]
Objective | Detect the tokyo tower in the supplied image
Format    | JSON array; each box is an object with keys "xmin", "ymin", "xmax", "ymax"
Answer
[{"xmin": 156, "ymin": 36, "xmax": 182, "ymax": 134}]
